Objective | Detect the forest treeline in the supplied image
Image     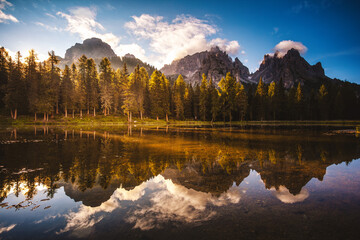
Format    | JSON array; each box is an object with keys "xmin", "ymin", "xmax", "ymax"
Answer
[{"xmin": 0, "ymin": 47, "xmax": 359, "ymax": 122}]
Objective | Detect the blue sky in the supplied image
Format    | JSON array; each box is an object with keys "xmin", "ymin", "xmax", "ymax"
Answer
[{"xmin": 0, "ymin": 0, "xmax": 360, "ymax": 83}]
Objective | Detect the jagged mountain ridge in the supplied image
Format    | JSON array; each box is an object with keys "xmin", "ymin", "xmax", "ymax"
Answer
[
  {"xmin": 160, "ymin": 47, "xmax": 341, "ymax": 89},
  {"xmin": 161, "ymin": 46, "xmax": 252, "ymax": 84},
  {"xmin": 252, "ymin": 48, "xmax": 330, "ymax": 88},
  {"xmin": 59, "ymin": 38, "xmax": 155, "ymax": 74}
]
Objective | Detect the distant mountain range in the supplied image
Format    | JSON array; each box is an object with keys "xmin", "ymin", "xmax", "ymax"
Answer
[{"xmin": 60, "ymin": 38, "xmax": 354, "ymax": 89}]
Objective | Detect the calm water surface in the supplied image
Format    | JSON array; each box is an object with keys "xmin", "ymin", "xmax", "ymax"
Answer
[{"xmin": 0, "ymin": 126, "xmax": 360, "ymax": 240}]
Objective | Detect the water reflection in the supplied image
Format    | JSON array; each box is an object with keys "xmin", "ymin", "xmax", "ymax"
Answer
[{"xmin": 0, "ymin": 126, "xmax": 360, "ymax": 239}]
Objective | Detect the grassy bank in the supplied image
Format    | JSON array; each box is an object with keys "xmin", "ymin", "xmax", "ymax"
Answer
[{"xmin": 1, "ymin": 115, "xmax": 360, "ymax": 128}]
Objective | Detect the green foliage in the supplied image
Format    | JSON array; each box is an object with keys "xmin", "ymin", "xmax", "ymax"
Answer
[{"xmin": 1, "ymin": 46, "xmax": 359, "ymax": 123}]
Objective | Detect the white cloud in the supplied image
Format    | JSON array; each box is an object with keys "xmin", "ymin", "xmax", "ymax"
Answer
[
  {"xmin": 209, "ymin": 38, "xmax": 240, "ymax": 55},
  {"xmin": 269, "ymin": 40, "xmax": 308, "ymax": 58},
  {"xmin": 0, "ymin": 224, "xmax": 16, "ymax": 234},
  {"xmin": 0, "ymin": 0, "xmax": 18, "ymax": 23},
  {"xmin": 57, "ymin": 7, "xmax": 120, "ymax": 48},
  {"xmin": 58, "ymin": 175, "xmax": 242, "ymax": 236},
  {"xmin": 125, "ymin": 14, "xmax": 242, "ymax": 68},
  {"xmin": 271, "ymin": 185, "xmax": 309, "ymax": 204},
  {"xmin": 45, "ymin": 13, "xmax": 57, "ymax": 19},
  {"xmin": 35, "ymin": 22, "xmax": 62, "ymax": 32},
  {"xmin": 114, "ymin": 43, "xmax": 147, "ymax": 61},
  {"xmin": 57, "ymin": 6, "xmax": 148, "ymax": 63}
]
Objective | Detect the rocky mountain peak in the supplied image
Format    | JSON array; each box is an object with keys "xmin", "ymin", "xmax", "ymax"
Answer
[
  {"xmin": 64, "ymin": 37, "xmax": 117, "ymax": 62},
  {"xmin": 251, "ymin": 48, "xmax": 328, "ymax": 88},
  {"xmin": 160, "ymin": 46, "xmax": 251, "ymax": 84}
]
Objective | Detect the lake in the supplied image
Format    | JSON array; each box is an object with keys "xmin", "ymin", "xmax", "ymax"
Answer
[{"xmin": 0, "ymin": 126, "xmax": 360, "ymax": 240}]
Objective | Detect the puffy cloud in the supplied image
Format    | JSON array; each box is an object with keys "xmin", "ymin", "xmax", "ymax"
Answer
[
  {"xmin": 57, "ymin": 7, "xmax": 147, "ymax": 62},
  {"xmin": 114, "ymin": 43, "xmax": 147, "ymax": 61},
  {"xmin": 209, "ymin": 38, "xmax": 241, "ymax": 55},
  {"xmin": 0, "ymin": 0, "xmax": 18, "ymax": 23},
  {"xmin": 270, "ymin": 40, "xmax": 308, "ymax": 58},
  {"xmin": 125, "ymin": 14, "xmax": 242, "ymax": 67},
  {"xmin": 59, "ymin": 175, "xmax": 242, "ymax": 236},
  {"xmin": 57, "ymin": 7, "xmax": 120, "ymax": 48},
  {"xmin": 271, "ymin": 185, "xmax": 309, "ymax": 204}
]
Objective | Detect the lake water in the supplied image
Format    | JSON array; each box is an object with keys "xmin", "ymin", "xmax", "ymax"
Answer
[{"xmin": 0, "ymin": 126, "xmax": 360, "ymax": 240}]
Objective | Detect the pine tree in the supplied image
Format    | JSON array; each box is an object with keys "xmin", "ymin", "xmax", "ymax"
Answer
[
  {"xmin": 208, "ymin": 78, "xmax": 220, "ymax": 122},
  {"xmin": 0, "ymin": 47, "xmax": 9, "ymax": 110},
  {"xmin": 295, "ymin": 82, "xmax": 304, "ymax": 119},
  {"xmin": 199, "ymin": 74, "xmax": 208, "ymax": 121},
  {"xmin": 26, "ymin": 50, "xmax": 39, "ymax": 120},
  {"xmin": 184, "ymin": 84, "xmax": 194, "ymax": 119},
  {"xmin": 47, "ymin": 51, "xmax": 61, "ymax": 114},
  {"xmin": 174, "ymin": 74, "xmax": 186, "ymax": 120},
  {"xmin": 254, "ymin": 77, "xmax": 266, "ymax": 120},
  {"xmin": 236, "ymin": 82, "xmax": 248, "ymax": 121},
  {"xmin": 267, "ymin": 81, "xmax": 276, "ymax": 120},
  {"xmin": 99, "ymin": 57, "xmax": 113, "ymax": 116},
  {"xmin": 161, "ymin": 73, "xmax": 171, "ymax": 122},
  {"xmin": 219, "ymin": 72, "xmax": 237, "ymax": 123},
  {"xmin": 5, "ymin": 51, "xmax": 26, "ymax": 119},
  {"xmin": 77, "ymin": 55, "xmax": 87, "ymax": 117},
  {"xmin": 87, "ymin": 58, "xmax": 99, "ymax": 116},
  {"xmin": 318, "ymin": 84, "xmax": 329, "ymax": 120},
  {"xmin": 149, "ymin": 70, "xmax": 163, "ymax": 120},
  {"xmin": 60, "ymin": 65, "xmax": 74, "ymax": 117}
]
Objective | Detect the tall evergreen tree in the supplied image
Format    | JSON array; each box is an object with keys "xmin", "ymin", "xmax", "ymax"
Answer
[
  {"xmin": 5, "ymin": 51, "xmax": 26, "ymax": 119},
  {"xmin": 318, "ymin": 84, "xmax": 329, "ymax": 120},
  {"xmin": 174, "ymin": 74, "xmax": 186, "ymax": 120},
  {"xmin": 236, "ymin": 82, "xmax": 248, "ymax": 121},
  {"xmin": 219, "ymin": 72, "xmax": 237, "ymax": 123},
  {"xmin": 149, "ymin": 70, "xmax": 163, "ymax": 120},
  {"xmin": 60, "ymin": 65, "xmax": 74, "ymax": 117},
  {"xmin": 0, "ymin": 47, "xmax": 9, "ymax": 111},
  {"xmin": 99, "ymin": 57, "xmax": 113, "ymax": 116},
  {"xmin": 47, "ymin": 51, "xmax": 61, "ymax": 114},
  {"xmin": 199, "ymin": 74, "xmax": 208, "ymax": 121}
]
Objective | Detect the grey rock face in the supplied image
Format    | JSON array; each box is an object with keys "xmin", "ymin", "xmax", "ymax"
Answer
[
  {"xmin": 161, "ymin": 46, "xmax": 251, "ymax": 85},
  {"xmin": 251, "ymin": 48, "xmax": 328, "ymax": 88},
  {"xmin": 64, "ymin": 38, "xmax": 117, "ymax": 63}
]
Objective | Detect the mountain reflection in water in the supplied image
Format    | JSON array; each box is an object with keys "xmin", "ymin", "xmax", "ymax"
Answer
[{"xmin": 0, "ymin": 126, "xmax": 360, "ymax": 240}]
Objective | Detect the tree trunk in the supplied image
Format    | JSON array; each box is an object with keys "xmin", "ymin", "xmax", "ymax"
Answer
[
  {"xmin": 72, "ymin": 110, "xmax": 74, "ymax": 118},
  {"xmin": 14, "ymin": 109, "xmax": 17, "ymax": 120},
  {"xmin": 10, "ymin": 109, "xmax": 13, "ymax": 119},
  {"xmin": 157, "ymin": 116, "xmax": 159, "ymax": 121},
  {"xmin": 104, "ymin": 108, "xmax": 107, "ymax": 116},
  {"xmin": 93, "ymin": 107, "xmax": 96, "ymax": 117},
  {"xmin": 87, "ymin": 108, "xmax": 89, "ymax": 115},
  {"xmin": 47, "ymin": 113, "xmax": 49, "ymax": 122},
  {"xmin": 44, "ymin": 113, "xmax": 46, "ymax": 121},
  {"xmin": 56, "ymin": 101, "xmax": 59, "ymax": 114},
  {"xmin": 127, "ymin": 111, "xmax": 129, "ymax": 122},
  {"xmin": 140, "ymin": 111, "xmax": 143, "ymax": 120},
  {"xmin": 35, "ymin": 113, "xmax": 37, "ymax": 121},
  {"xmin": 129, "ymin": 111, "xmax": 132, "ymax": 123},
  {"xmin": 65, "ymin": 106, "xmax": 68, "ymax": 118},
  {"xmin": 80, "ymin": 109, "xmax": 82, "ymax": 118},
  {"xmin": 166, "ymin": 113, "xmax": 168, "ymax": 122}
]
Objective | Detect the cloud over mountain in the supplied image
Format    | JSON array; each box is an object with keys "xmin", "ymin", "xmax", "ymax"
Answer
[
  {"xmin": 270, "ymin": 40, "xmax": 308, "ymax": 57},
  {"xmin": 125, "ymin": 14, "xmax": 242, "ymax": 67}
]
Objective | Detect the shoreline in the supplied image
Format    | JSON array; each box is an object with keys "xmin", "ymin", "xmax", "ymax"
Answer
[{"xmin": 1, "ymin": 115, "xmax": 360, "ymax": 128}]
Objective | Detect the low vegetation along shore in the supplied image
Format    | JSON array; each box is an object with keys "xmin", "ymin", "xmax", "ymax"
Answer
[{"xmin": 1, "ymin": 114, "xmax": 360, "ymax": 129}]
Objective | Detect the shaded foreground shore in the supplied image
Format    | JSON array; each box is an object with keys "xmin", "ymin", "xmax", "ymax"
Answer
[{"xmin": 1, "ymin": 115, "xmax": 360, "ymax": 129}]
